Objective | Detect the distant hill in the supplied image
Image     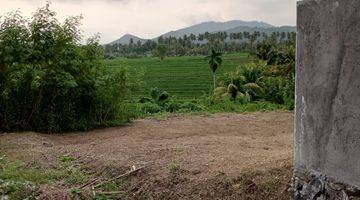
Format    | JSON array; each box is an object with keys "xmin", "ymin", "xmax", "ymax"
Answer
[
  {"xmin": 159, "ymin": 20, "xmax": 273, "ymax": 38},
  {"xmin": 108, "ymin": 20, "xmax": 295, "ymax": 45},
  {"xmin": 109, "ymin": 34, "xmax": 146, "ymax": 45},
  {"xmin": 225, "ymin": 26, "xmax": 296, "ymax": 34}
]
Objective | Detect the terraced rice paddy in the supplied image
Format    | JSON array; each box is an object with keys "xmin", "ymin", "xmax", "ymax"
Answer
[{"xmin": 105, "ymin": 53, "xmax": 252, "ymax": 99}]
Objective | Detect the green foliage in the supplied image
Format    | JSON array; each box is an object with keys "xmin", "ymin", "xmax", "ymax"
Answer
[
  {"xmin": 178, "ymin": 101, "xmax": 203, "ymax": 112},
  {"xmin": 223, "ymin": 51, "xmax": 295, "ymax": 109},
  {"xmin": 104, "ymin": 30, "xmax": 296, "ymax": 59},
  {"xmin": 203, "ymin": 98, "xmax": 286, "ymax": 113},
  {"xmin": 150, "ymin": 87, "xmax": 170, "ymax": 105},
  {"xmin": 282, "ymin": 73, "xmax": 295, "ymax": 109},
  {"xmin": 141, "ymin": 102, "xmax": 163, "ymax": 114},
  {"xmin": 0, "ymin": 179, "xmax": 38, "ymax": 200},
  {"xmin": 227, "ymin": 84, "xmax": 238, "ymax": 100},
  {"xmin": 0, "ymin": 156, "xmax": 53, "ymax": 199},
  {"xmin": 0, "ymin": 4, "xmax": 139, "ymax": 132},
  {"xmin": 154, "ymin": 43, "xmax": 167, "ymax": 60},
  {"xmin": 206, "ymin": 48, "xmax": 223, "ymax": 90},
  {"xmin": 60, "ymin": 156, "xmax": 75, "ymax": 163},
  {"xmin": 105, "ymin": 53, "xmax": 250, "ymax": 99},
  {"xmin": 225, "ymin": 62, "xmax": 266, "ymax": 100},
  {"xmin": 69, "ymin": 188, "xmax": 84, "ymax": 200},
  {"xmin": 206, "ymin": 49, "xmax": 223, "ymax": 73},
  {"xmin": 213, "ymin": 87, "xmax": 227, "ymax": 100},
  {"xmin": 0, "ymin": 154, "xmax": 94, "ymax": 199},
  {"xmin": 139, "ymin": 88, "xmax": 204, "ymax": 114}
]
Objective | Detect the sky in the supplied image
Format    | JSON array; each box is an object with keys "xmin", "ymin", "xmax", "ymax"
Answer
[{"xmin": 0, "ymin": 0, "xmax": 297, "ymax": 44}]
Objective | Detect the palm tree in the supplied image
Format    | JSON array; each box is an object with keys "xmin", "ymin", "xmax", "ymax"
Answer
[{"xmin": 206, "ymin": 49, "xmax": 223, "ymax": 90}]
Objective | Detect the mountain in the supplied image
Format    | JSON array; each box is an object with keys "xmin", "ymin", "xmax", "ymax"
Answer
[
  {"xmin": 159, "ymin": 20, "xmax": 273, "ymax": 38},
  {"xmin": 109, "ymin": 34, "xmax": 146, "ymax": 45},
  {"xmin": 225, "ymin": 25, "xmax": 296, "ymax": 34},
  {"xmin": 108, "ymin": 20, "xmax": 295, "ymax": 45}
]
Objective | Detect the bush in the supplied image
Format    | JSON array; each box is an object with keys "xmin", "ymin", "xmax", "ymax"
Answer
[
  {"xmin": 139, "ymin": 97, "xmax": 152, "ymax": 103},
  {"xmin": 227, "ymin": 84, "xmax": 238, "ymax": 100},
  {"xmin": 262, "ymin": 75, "xmax": 295, "ymax": 109},
  {"xmin": 163, "ymin": 101, "xmax": 181, "ymax": 113},
  {"xmin": 282, "ymin": 74, "xmax": 295, "ymax": 109},
  {"xmin": 0, "ymin": 5, "xmax": 138, "ymax": 132},
  {"xmin": 223, "ymin": 59, "xmax": 295, "ymax": 109},
  {"xmin": 141, "ymin": 102, "xmax": 163, "ymax": 114},
  {"xmin": 263, "ymin": 76, "xmax": 285, "ymax": 104},
  {"xmin": 179, "ymin": 102, "xmax": 203, "ymax": 112},
  {"xmin": 157, "ymin": 91, "xmax": 170, "ymax": 105},
  {"xmin": 213, "ymin": 87, "xmax": 227, "ymax": 100},
  {"xmin": 236, "ymin": 92, "xmax": 251, "ymax": 104}
]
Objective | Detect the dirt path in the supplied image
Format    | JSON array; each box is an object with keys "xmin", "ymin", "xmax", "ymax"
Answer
[{"xmin": 1, "ymin": 111, "xmax": 294, "ymax": 199}]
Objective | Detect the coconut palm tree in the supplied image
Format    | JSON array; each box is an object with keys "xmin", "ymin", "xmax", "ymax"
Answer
[{"xmin": 206, "ymin": 48, "xmax": 223, "ymax": 90}]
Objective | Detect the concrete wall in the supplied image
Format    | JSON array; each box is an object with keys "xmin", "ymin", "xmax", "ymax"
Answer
[{"xmin": 294, "ymin": 0, "xmax": 360, "ymax": 198}]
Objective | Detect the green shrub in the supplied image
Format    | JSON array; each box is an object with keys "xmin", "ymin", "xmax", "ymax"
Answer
[
  {"xmin": 262, "ymin": 75, "xmax": 295, "ymax": 109},
  {"xmin": 262, "ymin": 77, "xmax": 285, "ymax": 104},
  {"xmin": 213, "ymin": 87, "xmax": 227, "ymax": 100},
  {"xmin": 141, "ymin": 102, "xmax": 163, "ymax": 114},
  {"xmin": 227, "ymin": 84, "xmax": 238, "ymax": 100},
  {"xmin": 139, "ymin": 97, "xmax": 152, "ymax": 103},
  {"xmin": 164, "ymin": 101, "xmax": 181, "ymax": 113},
  {"xmin": 223, "ymin": 58, "xmax": 295, "ymax": 109},
  {"xmin": 157, "ymin": 91, "xmax": 170, "ymax": 106},
  {"xmin": 180, "ymin": 102, "xmax": 203, "ymax": 112},
  {"xmin": 282, "ymin": 74, "xmax": 295, "ymax": 109},
  {"xmin": 236, "ymin": 92, "xmax": 251, "ymax": 104},
  {"xmin": 225, "ymin": 62, "xmax": 266, "ymax": 101},
  {"xmin": 0, "ymin": 4, "xmax": 138, "ymax": 132}
]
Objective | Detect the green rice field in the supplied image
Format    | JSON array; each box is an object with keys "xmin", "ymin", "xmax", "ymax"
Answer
[{"xmin": 105, "ymin": 52, "xmax": 252, "ymax": 99}]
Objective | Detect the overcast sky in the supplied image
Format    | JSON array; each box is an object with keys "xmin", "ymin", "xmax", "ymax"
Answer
[{"xmin": 0, "ymin": 0, "xmax": 296, "ymax": 44}]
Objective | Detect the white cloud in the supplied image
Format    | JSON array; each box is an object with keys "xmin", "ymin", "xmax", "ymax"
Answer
[{"xmin": 0, "ymin": 0, "xmax": 296, "ymax": 44}]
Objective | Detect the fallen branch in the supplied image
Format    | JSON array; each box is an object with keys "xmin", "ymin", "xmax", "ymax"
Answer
[
  {"xmin": 96, "ymin": 191, "xmax": 125, "ymax": 195},
  {"xmin": 80, "ymin": 178, "xmax": 99, "ymax": 189},
  {"xmin": 94, "ymin": 165, "xmax": 147, "ymax": 188}
]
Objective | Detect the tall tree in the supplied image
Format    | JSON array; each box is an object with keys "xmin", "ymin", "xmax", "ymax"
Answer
[
  {"xmin": 154, "ymin": 43, "xmax": 167, "ymax": 60},
  {"xmin": 206, "ymin": 49, "xmax": 223, "ymax": 90}
]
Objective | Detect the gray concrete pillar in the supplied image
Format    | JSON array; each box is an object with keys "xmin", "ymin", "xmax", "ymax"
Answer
[{"xmin": 294, "ymin": 0, "xmax": 360, "ymax": 199}]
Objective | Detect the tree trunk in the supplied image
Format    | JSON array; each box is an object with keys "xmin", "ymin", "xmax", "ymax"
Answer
[{"xmin": 213, "ymin": 72, "xmax": 216, "ymax": 91}]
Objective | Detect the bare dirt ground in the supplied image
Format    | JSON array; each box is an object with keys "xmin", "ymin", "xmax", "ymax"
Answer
[{"xmin": 0, "ymin": 111, "xmax": 294, "ymax": 199}]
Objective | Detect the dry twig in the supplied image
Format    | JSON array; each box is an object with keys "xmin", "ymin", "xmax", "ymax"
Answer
[{"xmin": 94, "ymin": 165, "xmax": 147, "ymax": 188}]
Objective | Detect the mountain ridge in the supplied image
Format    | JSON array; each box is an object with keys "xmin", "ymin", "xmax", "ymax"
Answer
[
  {"xmin": 109, "ymin": 34, "xmax": 146, "ymax": 45},
  {"xmin": 159, "ymin": 20, "xmax": 273, "ymax": 39},
  {"xmin": 109, "ymin": 20, "xmax": 295, "ymax": 45}
]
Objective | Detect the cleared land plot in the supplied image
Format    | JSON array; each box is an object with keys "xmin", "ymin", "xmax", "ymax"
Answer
[
  {"xmin": 105, "ymin": 53, "xmax": 252, "ymax": 99},
  {"xmin": 0, "ymin": 111, "xmax": 294, "ymax": 199}
]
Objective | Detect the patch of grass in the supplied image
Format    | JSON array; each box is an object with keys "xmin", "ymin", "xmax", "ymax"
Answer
[
  {"xmin": 0, "ymin": 155, "xmax": 61, "ymax": 199},
  {"xmin": 167, "ymin": 161, "xmax": 181, "ymax": 173},
  {"xmin": 0, "ymin": 156, "xmax": 63, "ymax": 185},
  {"xmin": 57, "ymin": 156, "xmax": 91, "ymax": 186},
  {"xmin": 69, "ymin": 188, "xmax": 83, "ymax": 199},
  {"xmin": 135, "ymin": 99, "xmax": 288, "ymax": 121},
  {"xmin": 60, "ymin": 156, "xmax": 76, "ymax": 163},
  {"xmin": 204, "ymin": 100, "xmax": 288, "ymax": 113},
  {"xmin": 0, "ymin": 155, "xmax": 92, "ymax": 199}
]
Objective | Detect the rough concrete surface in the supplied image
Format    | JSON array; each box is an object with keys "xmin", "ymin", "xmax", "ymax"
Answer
[{"xmin": 295, "ymin": 0, "xmax": 360, "ymax": 198}]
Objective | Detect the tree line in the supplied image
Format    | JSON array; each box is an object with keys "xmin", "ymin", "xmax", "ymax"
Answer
[{"xmin": 104, "ymin": 31, "xmax": 296, "ymax": 59}]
